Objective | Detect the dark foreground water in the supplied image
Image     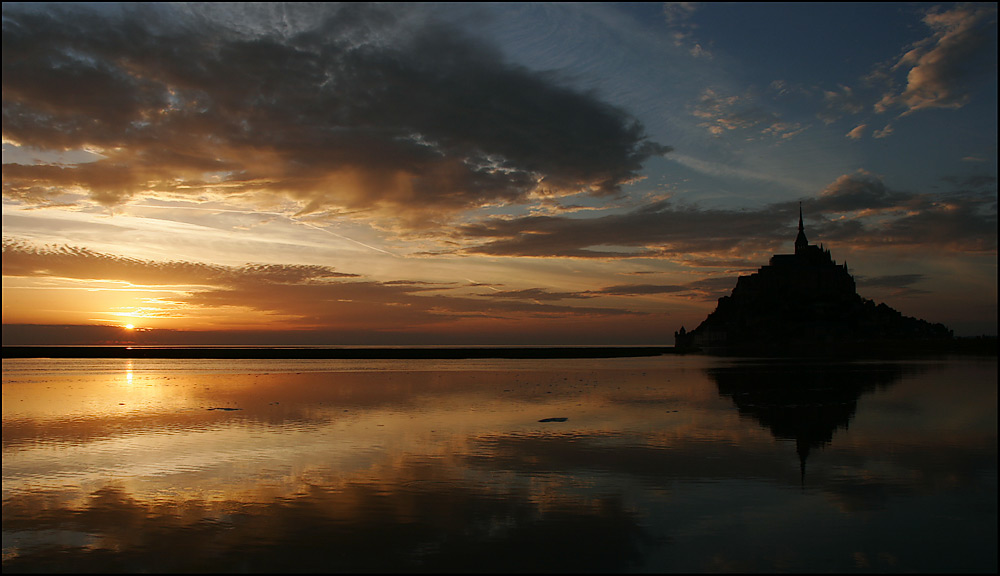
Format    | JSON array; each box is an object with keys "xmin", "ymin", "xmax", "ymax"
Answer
[{"xmin": 2, "ymin": 354, "xmax": 996, "ymax": 573}]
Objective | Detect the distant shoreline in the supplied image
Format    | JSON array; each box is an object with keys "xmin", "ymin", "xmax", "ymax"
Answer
[
  {"xmin": 4, "ymin": 338, "xmax": 994, "ymax": 360},
  {"xmin": 0, "ymin": 346, "xmax": 676, "ymax": 360}
]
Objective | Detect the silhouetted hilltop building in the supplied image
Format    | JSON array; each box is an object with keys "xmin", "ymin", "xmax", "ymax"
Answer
[{"xmin": 675, "ymin": 205, "xmax": 953, "ymax": 355}]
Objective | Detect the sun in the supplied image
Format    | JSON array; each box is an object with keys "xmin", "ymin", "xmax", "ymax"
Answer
[{"xmin": 124, "ymin": 324, "xmax": 136, "ymax": 330}]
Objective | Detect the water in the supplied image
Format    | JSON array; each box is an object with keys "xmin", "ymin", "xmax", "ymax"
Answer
[{"xmin": 2, "ymin": 354, "xmax": 996, "ymax": 572}]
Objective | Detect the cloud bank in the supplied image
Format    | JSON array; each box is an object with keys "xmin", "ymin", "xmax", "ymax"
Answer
[
  {"xmin": 2, "ymin": 3, "xmax": 668, "ymax": 228},
  {"xmin": 449, "ymin": 171, "xmax": 996, "ymax": 259}
]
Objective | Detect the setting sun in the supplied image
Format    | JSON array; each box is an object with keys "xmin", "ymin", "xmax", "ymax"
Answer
[
  {"xmin": 1, "ymin": 2, "xmax": 995, "ymax": 345},
  {"xmin": 0, "ymin": 3, "xmax": 995, "ymax": 574}
]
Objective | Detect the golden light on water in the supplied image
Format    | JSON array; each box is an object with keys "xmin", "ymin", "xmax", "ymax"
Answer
[{"xmin": 1, "ymin": 355, "xmax": 995, "ymax": 572}]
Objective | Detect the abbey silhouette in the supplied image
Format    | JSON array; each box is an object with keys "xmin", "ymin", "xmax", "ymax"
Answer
[
  {"xmin": 708, "ymin": 361, "xmax": 906, "ymax": 484},
  {"xmin": 674, "ymin": 205, "xmax": 952, "ymax": 354}
]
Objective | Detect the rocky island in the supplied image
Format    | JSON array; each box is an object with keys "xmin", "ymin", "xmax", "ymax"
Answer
[{"xmin": 674, "ymin": 206, "xmax": 953, "ymax": 355}]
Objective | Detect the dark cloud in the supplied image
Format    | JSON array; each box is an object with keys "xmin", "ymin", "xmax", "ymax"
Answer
[
  {"xmin": 455, "ymin": 199, "xmax": 791, "ymax": 258},
  {"xmin": 590, "ymin": 284, "xmax": 687, "ymax": 296},
  {"xmin": 2, "ymin": 3, "xmax": 668, "ymax": 226},
  {"xmin": 856, "ymin": 273, "xmax": 924, "ymax": 289},
  {"xmin": 449, "ymin": 171, "xmax": 996, "ymax": 259},
  {"xmin": 683, "ymin": 276, "xmax": 747, "ymax": 300},
  {"xmin": 806, "ymin": 172, "xmax": 997, "ymax": 251},
  {"xmin": 475, "ymin": 288, "xmax": 596, "ymax": 301},
  {"xmin": 587, "ymin": 277, "xmax": 743, "ymax": 302},
  {"xmin": 859, "ymin": 199, "xmax": 996, "ymax": 251},
  {"xmin": 813, "ymin": 171, "xmax": 916, "ymax": 212},
  {"xmin": 856, "ymin": 274, "xmax": 930, "ymax": 297},
  {"xmin": 470, "ymin": 278, "xmax": 736, "ymax": 304},
  {"xmin": 941, "ymin": 174, "xmax": 997, "ymax": 189}
]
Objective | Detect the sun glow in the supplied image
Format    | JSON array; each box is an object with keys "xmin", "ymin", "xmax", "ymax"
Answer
[{"xmin": 124, "ymin": 324, "xmax": 136, "ymax": 330}]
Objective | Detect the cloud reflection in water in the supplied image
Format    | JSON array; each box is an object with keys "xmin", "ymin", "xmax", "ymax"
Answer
[{"xmin": 2, "ymin": 356, "xmax": 996, "ymax": 572}]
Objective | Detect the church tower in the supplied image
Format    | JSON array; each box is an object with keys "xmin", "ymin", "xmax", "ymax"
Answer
[{"xmin": 794, "ymin": 202, "xmax": 808, "ymax": 256}]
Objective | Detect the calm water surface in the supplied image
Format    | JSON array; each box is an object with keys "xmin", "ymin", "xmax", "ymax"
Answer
[{"xmin": 2, "ymin": 354, "xmax": 996, "ymax": 573}]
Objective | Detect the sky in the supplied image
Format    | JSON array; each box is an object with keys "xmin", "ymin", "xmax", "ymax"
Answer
[{"xmin": 2, "ymin": 2, "xmax": 997, "ymax": 345}]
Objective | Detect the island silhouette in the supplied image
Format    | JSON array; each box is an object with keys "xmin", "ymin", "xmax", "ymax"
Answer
[{"xmin": 675, "ymin": 205, "xmax": 953, "ymax": 355}]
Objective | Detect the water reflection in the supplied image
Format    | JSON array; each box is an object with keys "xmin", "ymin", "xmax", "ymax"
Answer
[
  {"xmin": 708, "ymin": 361, "xmax": 907, "ymax": 483},
  {"xmin": 2, "ymin": 357, "xmax": 996, "ymax": 572},
  {"xmin": 3, "ymin": 471, "xmax": 656, "ymax": 573}
]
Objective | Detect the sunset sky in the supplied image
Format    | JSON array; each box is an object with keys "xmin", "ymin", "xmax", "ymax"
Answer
[{"xmin": 2, "ymin": 2, "xmax": 997, "ymax": 345}]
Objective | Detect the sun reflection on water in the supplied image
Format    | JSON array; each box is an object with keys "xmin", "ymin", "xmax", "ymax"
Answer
[{"xmin": 1, "ymin": 356, "xmax": 996, "ymax": 573}]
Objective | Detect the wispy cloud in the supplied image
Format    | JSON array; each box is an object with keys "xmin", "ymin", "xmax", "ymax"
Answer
[
  {"xmin": 663, "ymin": 2, "xmax": 711, "ymax": 58},
  {"xmin": 689, "ymin": 88, "xmax": 807, "ymax": 142},
  {"xmin": 875, "ymin": 3, "xmax": 997, "ymax": 116},
  {"xmin": 1, "ymin": 239, "xmax": 360, "ymax": 287},
  {"xmin": 872, "ymin": 124, "xmax": 894, "ymax": 139},
  {"xmin": 664, "ymin": 153, "xmax": 813, "ymax": 193},
  {"xmin": 855, "ymin": 273, "xmax": 930, "ymax": 297},
  {"xmin": 1, "ymin": 239, "xmax": 653, "ymax": 331},
  {"xmin": 819, "ymin": 85, "xmax": 866, "ymax": 125},
  {"xmin": 770, "ymin": 4, "xmax": 997, "ymax": 139}
]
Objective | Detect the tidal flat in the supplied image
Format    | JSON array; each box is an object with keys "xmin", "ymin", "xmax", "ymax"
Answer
[{"xmin": 2, "ymin": 354, "xmax": 996, "ymax": 573}]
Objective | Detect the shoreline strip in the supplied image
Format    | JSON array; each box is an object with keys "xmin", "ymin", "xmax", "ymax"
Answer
[{"xmin": 1, "ymin": 346, "xmax": 675, "ymax": 360}]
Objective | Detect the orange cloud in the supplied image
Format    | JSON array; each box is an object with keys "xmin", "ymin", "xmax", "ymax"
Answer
[
  {"xmin": 2, "ymin": 240, "xmax": 666, "ymax": 338},
  {"xmin": 875, "ymin": 4, "xmax": 997, "ymax": 115}
]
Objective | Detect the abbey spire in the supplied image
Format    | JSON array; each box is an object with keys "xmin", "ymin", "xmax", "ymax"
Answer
[{"xmin": 794, "ymin": 202, "xmax": 809, "ymax": 255}]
